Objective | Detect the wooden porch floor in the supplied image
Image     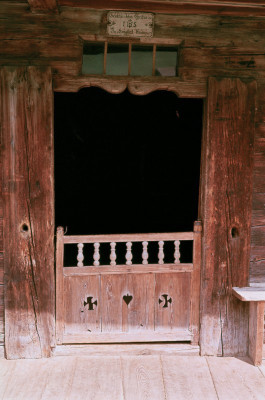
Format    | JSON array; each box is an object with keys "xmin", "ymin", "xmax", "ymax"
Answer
[{"xmin": 1, "ymin": 354, "xmax": 265, "ymax": 399}]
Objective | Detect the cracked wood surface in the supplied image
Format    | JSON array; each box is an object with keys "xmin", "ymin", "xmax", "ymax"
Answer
[
  {"xmin": 1, "ymin": 67, "xmax": 55, "ymax": 359},
  {"xmin": 200, "ymin": 77, "xmax": 257, "ymax": 356}
]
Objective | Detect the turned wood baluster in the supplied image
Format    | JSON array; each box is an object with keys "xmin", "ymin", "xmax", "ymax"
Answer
[
  {"xmin": 110, "ymin": 242, "xmax": 116, "ymax": 266},
  {"xmin": 158, "ymin": 241, "xmax": 164, "ymax": 264},
  {"xmin": 93, "ymin": 242, "xmax": 100, "ymax": 266},
  {"xmin": 174, "ymin": 240, "xmax": 180, "ymax": 263},
  {"xmin": 142, "ymin": 241, "xmax": 148, "ymax": 265},
  {"xmin": 77, "ymin": 243, "xmax": 84, "ymax": 267},
  {"xmin": 126, "ymin": 242, "xmax": 133, "ymax": 265}
]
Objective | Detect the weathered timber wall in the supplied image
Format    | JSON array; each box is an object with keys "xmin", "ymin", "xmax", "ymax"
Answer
[
  {"xmin": 250, "ymin": 84, "xmax": 265, "ymax": 288},
  {"xmin": 200, "ymin": 77, "xmax": 256, "ymax": 356},
  {"xmin": 0, "ymin": 2, "xmax": 265, "ymax": 357},
  {"xmin": 0, "ymin": 89, "xmax": 3, "ymax": 355},
  {"xmin": 1, "ymin": 66, "xmax": 55, "ymax": 359}
]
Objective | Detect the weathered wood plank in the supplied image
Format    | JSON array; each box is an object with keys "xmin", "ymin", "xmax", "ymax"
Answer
[
  {"xmin": 249, "ymin": 301, "xmax": 265, "ymax": 365},
  {"xmin": 207, "ymin": 356, "xmax": 265, "ymax": 398},
  {"xmin": 63, "ymin": 264, "xmax": 194, "ymax": 275},
  {"xmin": 0, "ymin": 253, "xmax": 3, "ymax": 285},
  {"xmin": 69, "ymin": 357, "xmax": 124, "ymax": 400},
  {"xmin": 232, "ymin": 287, "xmax": 265, "ymax": 301},
  {"xmin": 250, "ymin": 261, "xmax": 265, "ymax": 285},
  {"xmin": 1, "ymin": 67, "xmax": 55, "ymax": 359},
  {"xmin": 0, "ymin": 285, "xmax": 3, "ymax": 345},
  {"xmin": 155, "ymin": 273, "xmax": 191, "ymax": 331},
  {"xmin": 57, "ymin": 0, "xmax": 265, "ymax": 17},
  {"xmin": 63, "ymin": 275, "xmax": 101, "ymax": 336},
  {"xmin": 121, "ymin": 356, "xmax": 166, "ymax": 400},
  {"xmin": 53, "ymin": 75, "xmax": 207, "ymax": 97},
  {"xmin": 63, "ymin": 231, "xmax": 194, "ymax": 243},
  {"xmin": 53, "ymin": 343, "xmax": 200, "ymax": 357},
  {"xmin": 200, "ymin": 77, "xmax": 257, "ymax": 356},
  {"xmin": 62, "ymin": 330, "xmax": 192, "ymax": 343},
  {"xmin": 161, "ymin": 356, "xmax": 218, "ymax": 400},
  {"xmin": 28, "ymin": 0, "xmax": 58, "ymax": 13},
  {"xmin": 180, "ymin": 47, "xmax": 265, "ymax": 71}
]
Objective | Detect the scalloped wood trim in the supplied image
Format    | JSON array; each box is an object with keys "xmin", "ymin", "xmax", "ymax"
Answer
[{"xmin": 53, "ymin": 75, "xmax": 207, "ymax": 97}]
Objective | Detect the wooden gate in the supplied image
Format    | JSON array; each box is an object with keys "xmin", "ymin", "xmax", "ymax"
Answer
[{"xmin": 56, "ymin": 221, "xmax": 201, "ymax": 344}]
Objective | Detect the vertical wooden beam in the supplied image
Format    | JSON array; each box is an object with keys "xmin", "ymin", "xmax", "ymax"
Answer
[
  {"xmin": 200, "ymin": 77, "xmax": 257, "ymax": 356},
  {"xmin": 1, "ymin": 67, "xmax": 55, "ymax": 359},
  {"xmin": 56, "ymin": 227, "xmax": 64, "ymax": 345},
  {"xmin": 190, "ymin": 220, "xmax": 202, "ymax": 345},
  {"xmin": 249, "ymin": 301, "xmax": 265, "ymax": 366}
]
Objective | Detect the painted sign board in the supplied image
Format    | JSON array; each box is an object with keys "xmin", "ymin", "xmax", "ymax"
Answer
[{"xmin": 107, "ymin": 11, "xmax": 154, "ymax": 38}]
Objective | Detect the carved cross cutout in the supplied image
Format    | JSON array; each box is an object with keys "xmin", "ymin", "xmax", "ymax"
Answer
[
  {"xmin": 84, "ymin": 296, "xmax": 98, "ymax": 310},
  {"xmin": 159, "ymin": 294, "xmax": 172, "ymax": 308}
]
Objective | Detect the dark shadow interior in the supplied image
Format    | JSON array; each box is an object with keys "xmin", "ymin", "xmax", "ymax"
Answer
[{"xmin": 54, "ymin": 88, "xmax": 203, "ymax": 264}]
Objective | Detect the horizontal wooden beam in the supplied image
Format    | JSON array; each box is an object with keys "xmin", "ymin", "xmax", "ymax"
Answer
[
  {"xmin": 58, "ymin": 0, "xmax": 265, "ymax": 16},
  {"xmin": 28, "ymin": 0, "xmax": 58, "ymax": 13}
]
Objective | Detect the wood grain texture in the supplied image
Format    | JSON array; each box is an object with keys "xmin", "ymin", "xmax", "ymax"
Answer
[
  {"xmin": 68, "ymin": 356, "xmax": 124, "ymax": 400},
  {"xmin": 54, "ymin": 75, "xmax": 207, "ymax": 97},
  {"xmin": 1, "ymin": 67, "xmax": 55, "ymax": 359},
  {"xmin": 161, "ymin": 356, "xmax": 218, "ymax": 400},
  {"xmin": 63, "ymin": 264, "xmax": 194, "ymax": 275},
  {"xmin": 190, "ymin": 221, "xmax": 202, "ymax": 344},
  {"xmin": 207, "ymin": 356, "xmax": 265, "ymax": 399},
  {"xmin": 55, "ymin": 227, "xmax": 64, "ymax": 344},
  {"xmin": 121, "ymin": 356, "xmax": 166, "ymax": 400},
  {"xmin": 63, "ymin": 275, "xmax": 101, "ymax": 336},
  {"xmin": 155, "ymin": 273, "xmax": 191, "ymax": 331},
  {"xmin": 200, "ymin": 77, "xmax": 257, "ymax": 356},
  {"xmin": 57, "ymin": 0, "xmax": 265, "ymax": 16},
  {"xmin": 232, "ymin": 287, "xmax": 265, "ymax": 301},
  {"xmin": 0, "ymin": 285, "xmax": 3, "ymax": 346},
  {"xmin": 62, "ymin": 330, "xmax": 192, "ymax": 343},
  {"xmin": 250, "ymin": 84, "xmax": 265, "ymax": 290},
  {"xmin": 53, "ymin": 343, "xmax": 200, "ymax": 357},
  {"xmin": 28, "ymin": 0, "xmax": 58, "ymax": 13},
  {"xmin": 249, "ymin": 301, "xmax": 265, "ymax": 365}
]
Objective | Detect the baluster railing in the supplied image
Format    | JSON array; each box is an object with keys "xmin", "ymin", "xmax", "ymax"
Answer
[
  {"xmin": 158, "ymin": 241, "xmax": 164, "ymax": 264},
  {"xmin": 93, "ymin": 242, "xmax": 100, "ymax": 266},
  {"xmin": 142, "ymin": 241, "xmax": 148, "ymax": 265},
  {"xmin": 60, "ymin": 228, "xmax": 198, "ymax": 268},
  {"xmin": 110, "ymin": 242, "xmax": 116, "ymax": 266},
  {"xmin": 174, "ymin": 240, "xmax": 180, "ymax": 263},
  {"xmin": 126, "ymin": 242, "xmax": 133, "ymax": 265},
  {"xmin": 77, "ymin": 243, "xmax": 84, "ymax": 267}
]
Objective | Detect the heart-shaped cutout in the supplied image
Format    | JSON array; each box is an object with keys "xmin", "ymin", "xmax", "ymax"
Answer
[{"xmin": 123, "ymin": 293, "xmax": 133, "ymax": 306}]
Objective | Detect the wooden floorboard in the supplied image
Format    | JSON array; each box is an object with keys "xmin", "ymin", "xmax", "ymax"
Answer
[
  {"xmin": 0, "ymin": 355, "xmax": 265, "ymax": 399},
  {"xmin": 69, "ymin": 356, "xmax": 124, "ymax": 400},
  {"xmin": 121, "ymin": 356, "xmax": 166, "ymax": 400},
  {"xmin": 207, "ymin": 356, "xmax": 265, "ymax": 400},
  {"xmin": 161, "ymin": 356, "xmax": 218, "ymax": 399}
]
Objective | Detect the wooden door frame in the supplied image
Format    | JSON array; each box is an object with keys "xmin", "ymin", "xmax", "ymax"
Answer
[{"xmin": 53, "ymin": 75, "xmax": 205, "ymax": 348}]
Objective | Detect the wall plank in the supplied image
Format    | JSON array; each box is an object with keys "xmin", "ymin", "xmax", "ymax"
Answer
[
  {"xmin": 1, "ymin": 67, "xmax": 55, "ymax": 359},
  {"xmin": 250, "ymin": 84, "xmax": 265, "ymax": 287},
  {"xmin": 200, "ymin": 77, "xmax": 256, "ymax": 356}
]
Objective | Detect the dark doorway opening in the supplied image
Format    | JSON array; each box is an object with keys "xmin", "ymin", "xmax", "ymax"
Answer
[{"xmin": 54, "ymin": 88, "xmax": 203, "ymax": 239}]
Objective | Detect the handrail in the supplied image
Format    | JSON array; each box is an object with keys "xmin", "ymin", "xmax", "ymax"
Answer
[{"xmin": 63, "ymin": 231, "xmax": 194, "ymax": 244}]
